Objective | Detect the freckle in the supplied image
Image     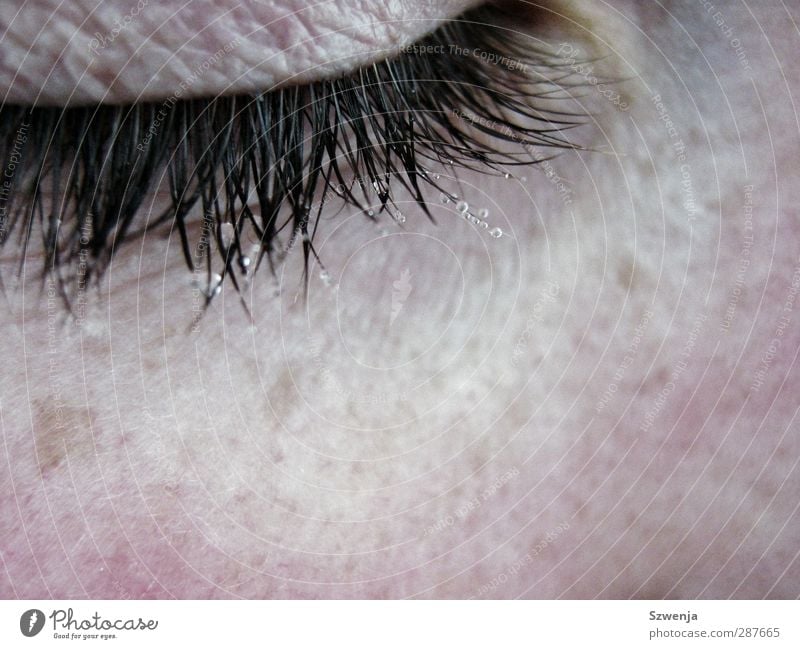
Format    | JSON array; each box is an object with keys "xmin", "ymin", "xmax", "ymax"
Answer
[
  {"xmin": 32, "ymin": 399, "xmax": 98, "ymax": 475},
  {"xmin": 617, "ymin": 258, "xmax": 637, "ymax": 289},
  {"xmin": 644, "ymin": 366, "xmax": 670, "ymax": 393}
]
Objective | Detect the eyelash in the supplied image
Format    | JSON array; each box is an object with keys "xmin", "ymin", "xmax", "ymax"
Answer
[{"xmin": 0, "ymin": 4, "xmax": 582, "ymax": 311}]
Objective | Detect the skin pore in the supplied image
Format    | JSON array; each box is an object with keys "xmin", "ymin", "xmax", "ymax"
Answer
[{"xmin": 1, "ymin": 0, "xmax": 798, "ymax": 598}]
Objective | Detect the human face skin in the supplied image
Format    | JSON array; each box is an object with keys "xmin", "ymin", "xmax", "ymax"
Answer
[
  {"xmin": 1, "ymin": 0, "xmax": 798, "ymax": 599},
  {"xmin": 0, "ymin": 0, "xmax": 482, "ymax": 105}
]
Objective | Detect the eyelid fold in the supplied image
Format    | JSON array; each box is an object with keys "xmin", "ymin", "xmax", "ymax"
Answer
[
  {"xmin": 0, "ymin": 4, "xmax": 588, "ymax": 316},
  {"xmin": 0, "ymin": 0, "xmax": 483, "ymax": 106}
]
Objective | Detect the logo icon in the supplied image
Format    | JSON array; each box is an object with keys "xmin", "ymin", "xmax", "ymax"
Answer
[
  {"xmin": 390, "ymin": 268, "xmax": 413, "ymax": 326},
  {"xmin": 20, "ymin": 609, "xmax": 45, "ymax": 637}
]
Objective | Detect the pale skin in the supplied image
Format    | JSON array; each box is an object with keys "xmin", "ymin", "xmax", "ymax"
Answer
[{"xmin": 1, "ymin": 0, "xmax": 798, "ymax": 598}]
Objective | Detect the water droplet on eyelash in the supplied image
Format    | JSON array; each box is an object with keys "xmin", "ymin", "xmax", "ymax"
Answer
[
  {"xmin": 432, "ymin": 174, "xmax": 441, "ymax": 180},
  {"xmin": 394, "ymin": 211, "xmax": 406, "ymax": 223},
  {"xmin": 319, "ymin": 270, "xmax": 331, "ymax": 286},
  {"xmin": 456, "ymin": 201, "xmax": 469, "ymax": 213},
  {"xmin": 468, "ymin": 215, "xmax": 481, "ymax": 225},
  {"xmin": 489, "ymin": 227, "xmax": 504, "ymax": 238},
  {"xmin": 367, "ymin": 209, "xmax": 375, "ymax": 217},
  {"xmin": 479, "ymin": 208, "xmax": 489, "ymax": 219},
  {"xmin": 480, "ymin": 221, "xmax": 489, "ymax": 229},
  {"xmin": 219, "ymin": 222, "xmax": 235, "ymax": 248},
  {"xmin": 440, "ymin": 194, "xmax": 450, "ymax": 204},
  {"xmin": 503, "ymin": 173, "xmax": 512, "ymax": 179},
  {"xmin": 238, "ymin": 256, "xmax": 251, "ymax": 273},
  {"xmin": 197, "ymin": 272, "xmax": 223, "ymax": 298}
]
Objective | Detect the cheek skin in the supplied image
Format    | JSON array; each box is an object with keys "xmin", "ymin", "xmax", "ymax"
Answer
[{"xmin": 1, "ymin": 0, "xmax": 799, "ymax": 599}]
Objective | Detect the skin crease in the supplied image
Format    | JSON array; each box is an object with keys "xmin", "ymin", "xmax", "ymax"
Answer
[
  {"xmin": 1, "ymin": 0, "xmax": 799, "ymax": 599},
  {"xmin": 0, "ymin": 0, "xmax": 481, "ymax": 105}
]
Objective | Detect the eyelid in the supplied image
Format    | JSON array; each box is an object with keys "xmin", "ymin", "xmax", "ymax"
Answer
[
  {"xmin": 0, "ymin": 0, "xmax": 483, "ymax": 106},
  {"xmin": 0, "ymin": 3, "xmax": 587, "ymax": 318}
]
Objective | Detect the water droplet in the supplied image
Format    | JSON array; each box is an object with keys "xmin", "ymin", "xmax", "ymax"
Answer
[
  {"xmin": 456, "ymin": 201, "xmax": 469, "ymax": 213},
  {"xmin": 202, "ymin": 273, "xmax": 223, "ymax": 298},
  {"xmin": 320, "ymin": 270, "xmax": 331, "ymax": 286},
  {"xmin": 468, "ymin": 215, "xmax": 481, "ymax": 225},
  {"xmin": 503, "ymin": 173, "xmax": 512, "ymax": 179},
  {"xmin": 480, "ymin": 221, "xmax": 489, "ymax": 229},
  {"xmin": 490, "ymin": 227, "xmax": 503, "ymax": 238},
  {"xmin": 219, "ymin": 223, "xmax": 235, "ymax": 248},
  {"xmin": 238, "ymin": 255, "xmax": 251, "ymax": 273},
  {"xmin": 432, "ymin": 174, "xmax": 441, "ymax": 180},
  {"xmin": 367, "ymin": 209, "xmax": 375, "ymax": 217},
  {"xmin": 394, "ymin": 211, "xmax": 406, "ymax": 223},
  {"xmin": 440, "ymin": 194, "xmax": 451, "ymax": 204},
  {"xmin": 478, "ymin": 208, "xmax": 489, "ymax": 219}
]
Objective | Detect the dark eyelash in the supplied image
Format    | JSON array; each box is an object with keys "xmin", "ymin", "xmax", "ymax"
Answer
[{"xmin": 0, "ymin": 4, "xmax": 583, "ymax": 313}]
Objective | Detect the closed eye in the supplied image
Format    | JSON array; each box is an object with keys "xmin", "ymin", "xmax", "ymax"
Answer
[{"xmin": 0, "ymin": 2, "xmax": 586, "ymax": 317}]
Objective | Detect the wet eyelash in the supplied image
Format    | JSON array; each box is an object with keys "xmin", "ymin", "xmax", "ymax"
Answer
[{"xmin": 0, "ymin": 4, "xmax": 584, "ymax": 311}]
